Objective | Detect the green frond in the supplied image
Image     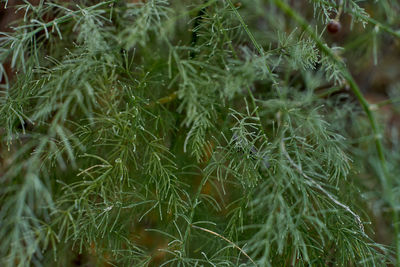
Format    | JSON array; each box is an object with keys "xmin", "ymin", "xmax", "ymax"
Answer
[{"xmin": 1, "ymin": 0, "xmax": 399, "ymax": 266}]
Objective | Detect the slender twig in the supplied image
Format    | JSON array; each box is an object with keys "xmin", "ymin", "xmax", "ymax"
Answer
[
  {"xmin": 280, "ymin": 140, "xmax": 365, "ymax": 234},
  {"xmin": 370, "ymin": 96, "xmax": 400, "ymax": 109},
  {"xmin": 181, "ymin": 174, "xmax": 210, "ymax": 256},
  {"xmin": 226, "ymin": 0, "xmax": 276, "ymax": 84},
  {"xmin": 77, "ymin": 164, "xmax": 111, "ymax": 176},
  {"xmin": 334, "ymin": 0, "xmax": 343, "ymax": 20},
  {"xmin": 226, "ymin": 0, "xmax": 278, "ymax": 137},
  {"xmin": 191, "ymin": 224, "xmax": 258, "ymax": 266},
  {"xmin": 366, "ymin": 16, "xmax": 400, "ymax": 39},
  {"xmin": 316, "ymin": 86, "xmax": 343, "ymax": 98},
  {"xmin": 146, "ymin": 91, "xmax": 178, "ymax": 108},
  {"xmin": 226, "ymin": 0, "xmax": 262, "ymax": 55}
]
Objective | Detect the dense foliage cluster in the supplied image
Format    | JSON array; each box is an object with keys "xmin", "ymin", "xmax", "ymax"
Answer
[{"xmin": 1, "ymin": 0, "xmax": 400, "ymax": 266}]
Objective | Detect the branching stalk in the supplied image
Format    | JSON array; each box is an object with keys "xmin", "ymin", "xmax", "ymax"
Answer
[{"xmin": 191, "ymin": 224, "xmax": 258, "ymax": 266}]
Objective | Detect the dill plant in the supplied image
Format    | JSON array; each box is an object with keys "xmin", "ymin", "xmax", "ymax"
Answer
[{"xmin": 0, "ymin": 0, "xmax": 400, "ymax": 266}]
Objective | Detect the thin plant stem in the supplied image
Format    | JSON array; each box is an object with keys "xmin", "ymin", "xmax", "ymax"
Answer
[
  {"xmin": 280, "ymin": 140, "xmax": 365, "ymax": 234},
  {"xmin": 226, "ymin": 0, "xmax": 279, "ymax": 138},
  {"xmin": 191, "ymin": 224, "xmax": 258, "ymax": 266},
  {"xmin": 371, "ymin": 97, "xmax": 400, "ymax": 109},
  {"xmin": 181, "ymin": 174, "xmax": 210, "ymax": 256},
  {"xmin": 225, "ymin": 0, "xmax": 276, "ymax": 84}
]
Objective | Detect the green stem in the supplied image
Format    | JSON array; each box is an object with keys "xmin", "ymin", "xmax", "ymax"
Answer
[
  {"xmin": 226, "ymin": 0, "xmax": 278, "ymax": 138},
  {"xmin": 316, "ymin": 86, "xmax": 343, "ymax": 98},
  {"xmin": 226, "ymin": 0, "xmax": 263, "ymax": 55},
  {"xmin": 367, "ymin": 16, "xmax": 400, "ymax": 39},
  {"xmin": 181, "ymin": 173, "xmax": 210, "ymax": 256},
  {"xmin": 273, "ymin": 0, "xmax": 399, "ymax": 263},
  {"xmin": 373, "ymin": 96, "xmax": 400, "ymax": 109},
  {"xmin": 226, "ymin": 0, "xmax": 277, "ymax": 84}
]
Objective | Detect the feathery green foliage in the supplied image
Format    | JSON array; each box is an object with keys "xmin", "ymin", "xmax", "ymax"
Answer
[{"xmin": 1, "ymin": 0, "xmax": 400, "ymax": 266}]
